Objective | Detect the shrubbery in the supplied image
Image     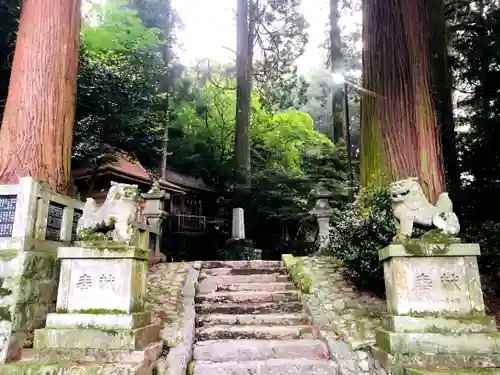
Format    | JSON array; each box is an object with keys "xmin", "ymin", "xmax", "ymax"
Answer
[{"xmin": 328, "ymin": 186, "xmax": 396, "ymax": 296}]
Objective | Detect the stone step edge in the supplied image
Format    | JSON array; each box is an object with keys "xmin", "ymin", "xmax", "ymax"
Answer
[
  {"xmin": 189, "ymin": 358, "xmax": 338, "ymax": 375},
  {"xmin": 202, "ymin": 261, "xmax": 284, "ymax": 269},
  {"xmin": 196, "ymin": 290, "xmax": 299, "ymax": 297}
]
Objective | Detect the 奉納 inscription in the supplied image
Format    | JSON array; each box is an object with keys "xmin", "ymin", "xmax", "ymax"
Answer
[
  {"xmin": 76, "ymin": 274, "xmax": 92, "ymax": 290},
  {"xmin": 99, "ymin": 274, "xmax": 116, "ymax": 290}
]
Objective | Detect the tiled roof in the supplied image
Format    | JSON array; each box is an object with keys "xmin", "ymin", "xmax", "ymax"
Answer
[{"xmin": 72, "ymin": 153, "xmax": 217, "ymax": 194}]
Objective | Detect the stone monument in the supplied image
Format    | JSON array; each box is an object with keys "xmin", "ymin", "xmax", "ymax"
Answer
[
  {"xmin": 10, "ymin": 183, "xmax": 162, "ymax": 373},
  {"xmin": 372, "ymin": 178, "xmax": 500, "ymax": 374},
  {"xmin": 232, "ymin": 207, "xmax": 245, "ymax": 240},
  {"xmin": 310, "ymin": 183, "xmax": 333, "ymax": 252}
]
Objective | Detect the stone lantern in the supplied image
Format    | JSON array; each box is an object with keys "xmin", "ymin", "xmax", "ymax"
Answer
[{"xmin": 310, "ymin": 183, "xmax": 333, "ymax": 252}]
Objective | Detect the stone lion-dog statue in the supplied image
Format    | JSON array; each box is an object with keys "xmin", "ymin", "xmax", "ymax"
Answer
[
  {"xmin": 77, "ymin": 181, "xmax": 141, "ymax": 243},
  {"xmin": 389, "ymin": 177, "xmax": 460, "ymax": 237}
]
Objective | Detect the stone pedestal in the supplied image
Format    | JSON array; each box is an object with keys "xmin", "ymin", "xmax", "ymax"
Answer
[
  {"xmin": 232, "ymin": 208, "xmax": 245, "ymax": 240},
  {"xmin": 25, "ymin": 245, "xmax": 161, "ymax": 371},
  {"xmin": 373, "ymin": 243, "xmax": 500, "ymax": 374}
]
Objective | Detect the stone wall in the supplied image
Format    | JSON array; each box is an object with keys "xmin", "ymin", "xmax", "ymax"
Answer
[{"xmin": 283, "ymin": 254, "xmax": 387, "ymax": 375}]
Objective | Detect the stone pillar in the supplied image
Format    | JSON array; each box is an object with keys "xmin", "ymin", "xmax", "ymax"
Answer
[
  {"xmin": 373, "ymin": 242, "xmax": 500, "ymax": 373},
  {"xmin": 310, "ymin": 184, "xmax": 333, "ymax": 252},
  {"xmin": 232, "ymin": 207, "xmax": 245, "ymax": 240},
  {"xmin": 142, "ymin": 184, "xmax": 169, "ymax": 265}
]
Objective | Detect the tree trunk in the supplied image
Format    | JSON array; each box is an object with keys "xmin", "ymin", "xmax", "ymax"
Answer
[
  {"xmin": 329, "ymin": 0, "xmax": 344, "ymax": 144},
  {"xmin": 160, "ymin": 0, "xmax": 173, "ymax": 180},
  {"xmin": 0, "ymin": 0, "xmax": 81, "ymax": 195},
  {"xmin": 360, "ymin": 0, "xmax": 447, "ymax": 203},
  {"xmin": 234, "ymin": 0, "xmax": 252, "ymax": 188}
]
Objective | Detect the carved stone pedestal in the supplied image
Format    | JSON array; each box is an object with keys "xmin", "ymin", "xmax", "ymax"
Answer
[
  {"xmin": 373, "ymin": 243, "xmax": 500, "ymax": 374},
  {"xmin": 12, "ymin": 245, "xmax": 161, "ymax": 374}
]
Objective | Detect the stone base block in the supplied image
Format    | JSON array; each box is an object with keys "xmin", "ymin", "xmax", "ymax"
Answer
[
  {"xmin": 405, "ymin": 369, "xmax": 500, "ymax": 375},
  {"xmin": 45, "ymin": 312, "xmax": 152, "ymax": 330},
  {"xmin": 372, "ymin": 345, "xmax": 500, "ymax": 374},
  {"xmin": 0, "ymin": 362, "xmax": 153, "ymax": 375},
  {"xmin": 34, "ymin": 323, "xmax": 160, "ymax": 350},
  {"xmin": 376, "ymin": 329, "xmax": 500, "ymax": 354},
  {"xmin": 381, "ymin": 314, "xmax": 497, "ymax": 334},
  {"xmin": 21, "ymin": 341, "xmax": 163, "ymax": 363}
]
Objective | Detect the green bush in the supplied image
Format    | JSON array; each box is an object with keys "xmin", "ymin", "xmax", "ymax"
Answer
[
  {"xmin": 328, "ymin": 186, "xmax": 396, "ymax": 296},
  {"xmin": 465, "ymin": 221, "xmax": 500, "ymax": 278}
]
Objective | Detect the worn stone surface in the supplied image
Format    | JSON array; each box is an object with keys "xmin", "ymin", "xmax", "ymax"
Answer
[
  {"xmin": 283, "ymin": 254, "xmax": 387, "ymax": 375},
  {"xmin": 45, "ymin": 312, "xmax": 152, "ymax": 330},
  {"xmin": 33, "ymin": 324, "xmax": 160, "ymax": 350},
  {"xmin": 0, "ymin": 362, "xmax": 150, "ymax": 375},
  {"xmin": 193, "ymin": 339, "xmax": 330, "ymax": 362},
  {"xmin": 381, "ymin": 244, "xmax": 485, "ymax": 316},
  {"xmin": 190, "ymin": 358, "xmax": 339, "ymax": 375},
  {"xmin": 144, "ymin": 262, "xmax": 189, "ymax": 348},
  {"xmin": 191, "ymin": 260, "xmax": 338, "ymax": 374}
]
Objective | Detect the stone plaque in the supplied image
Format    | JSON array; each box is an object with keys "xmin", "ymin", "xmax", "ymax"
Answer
[
  {"xmin": 0, "ymin": 195, "xmax": 16, "ymax": 237},
  {"xmin": 45, "ymin": 201, "xmax": 64, "ymax": 241},
  {"xmin": 385, "ymin": 256, "xmax": 473, "ymax": 315},
  {"xmin": 71, "ymin": 209, "xmax": 82, "ymax": 242},
  {"xmin": 67, "ymin": 259, "xmax": 131, "ymax": 312}
]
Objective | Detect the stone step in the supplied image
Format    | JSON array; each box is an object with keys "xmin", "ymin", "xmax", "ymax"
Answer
[
  {"xmin": 201, "ymin": 267, "xmax": 285, "ymax": 276},
  {"xmin": 405, "ymin": 369, "xmax": 500, "ymax": 375},
  {"xmin": 196, "ymin": 313, "xmax": 310, "ymax": 326},
  {"xmin": 196, "ymin": 325, "xmax": 315, "ymax": 341},
  {"xmin": 198, "ymin": 274, "xmax": 289, "ymax": 284},
  {"xmin": 195, "ymin": 290, "xmax": 300, "ymax": 304},
  {"xmin": 202, "ymin": 261, "xmax": 283, "ymax": 269},
  {"xmin": 1, "ymin": 362, "xmax": 148, "ymax": 375},
  {"xmin": 216, "ymin": 282, "xmax": 296, "ymax": 292},
  {"xmin": 193, "ymin": 339, "xmax": 330, "ymax": 362},
  {"xmin": 190, "ymin": 358, "xmax": 339, "ymax": 375},
  {"xmin": 21, "ymin": 341, "xmax": 163, "ymax": 364},
  {"xmin": 195, "ymin": 301, "xmax": 304, "ymax": 315}
]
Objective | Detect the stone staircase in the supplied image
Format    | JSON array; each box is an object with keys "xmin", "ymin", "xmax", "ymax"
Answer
[{"xmin": 190, "ymin": 260, "xmax": 338, "ymax": 375}]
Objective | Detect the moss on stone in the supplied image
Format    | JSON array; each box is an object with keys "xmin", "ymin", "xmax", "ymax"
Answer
[
  {"xmin": 0, "ymin": 250, "xmax": 19, "ymax": 261},
  {"xmin": 0, "ymin": 306, "xmax": 11, "ymax": 321},
  {"xmin": 71, "ymin": 308, "xmax": 128, "ymax": 315}
]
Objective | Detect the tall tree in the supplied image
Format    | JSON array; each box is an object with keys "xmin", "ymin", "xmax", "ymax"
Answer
[
  {"xmin": 0, "ymin": 0, "xmax": 81, "ymax": 194},
  {"xmin": 235, "ymin": 0, "xmax": 253, "ymax": 188},
  {"xmin": 360, "ymin": 0, "xmax": 451, "ymax": 203},
  {"xmin": 329, "ymin": 0, "xmax": 344, "ymax": 143}
]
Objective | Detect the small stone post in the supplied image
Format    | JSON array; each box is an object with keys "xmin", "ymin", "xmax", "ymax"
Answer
[
  {"xmin": 232, "ymin": 207, "xmax": 245, "ymax": 240},
  {"xmin": 142, "ymin": 181, "xmax": 169, "ymax": 265},
  {"xmin": 310, "ymin": 183, "xmax": 333, "ymax": 252}
]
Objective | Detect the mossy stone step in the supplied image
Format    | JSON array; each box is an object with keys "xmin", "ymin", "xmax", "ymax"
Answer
[{"xmin": 405, "ymin": 368, "xmax": 500, "ymax": 375}]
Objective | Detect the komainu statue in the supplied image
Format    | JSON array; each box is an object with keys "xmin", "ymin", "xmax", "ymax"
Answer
[
  {"xmin": 77, "ymin": 182, "xmax": 141, "ymax": 243},
  {"xmin": 390, "ymin": 177, "xmax": 460, "ymax": 237}
]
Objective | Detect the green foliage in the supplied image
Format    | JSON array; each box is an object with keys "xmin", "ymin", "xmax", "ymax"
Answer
[
  {"xmin": 83, "ymin": 0, "xmax": 162, "ymax": 52},
  {"xmin": 329, "ymin": 185, "xmax": 395, "ymax": 295}
]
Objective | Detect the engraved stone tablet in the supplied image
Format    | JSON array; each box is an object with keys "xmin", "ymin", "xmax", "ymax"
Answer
[
  {"xmin": 56, "ymin": 247, "xmax": 148, "ymax": 314},
  {"xmin": 382, "ymin": 244, "xmax": 485, "ymax": 316},
  {"xmin": 0, "ymin": 195, "xmax": 17, "ymax": 237},
  {"xmin": 45, "ymin": 201, "xmax": 64, "ymax": 241}
]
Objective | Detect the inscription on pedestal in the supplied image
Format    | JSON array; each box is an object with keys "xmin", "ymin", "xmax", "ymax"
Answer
[
  {"xmin": 0, "ymin": 195, "xmax": 16, "ymax": 237},
  {"xmin": 388, "ymin": 257, "xmax": 472, "ymax": 315},
  {"xmin": 67, "ymin": 259, "xmax": 130, "ymax": 312}
]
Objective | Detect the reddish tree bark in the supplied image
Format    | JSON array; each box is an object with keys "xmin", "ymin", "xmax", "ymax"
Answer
[
  {"xmin": 0, "ymin": 0, "xmax": 81, "ymax": 194},
  {"xmin": 360, "ymin": 0, "xmax": 449, "ymax": 203}
]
